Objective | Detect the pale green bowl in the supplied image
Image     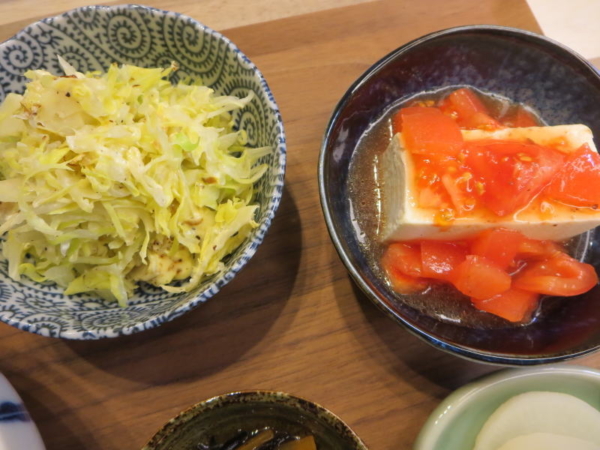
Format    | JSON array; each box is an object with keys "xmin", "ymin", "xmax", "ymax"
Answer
[{"xmin": 414, "ymin": 365, "xmax": 600, "ymax": 450}]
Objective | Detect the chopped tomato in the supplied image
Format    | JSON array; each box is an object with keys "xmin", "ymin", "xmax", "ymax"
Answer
[
  {"xmin": 472, "ymin": 289, "xmax": 539, "ymax": 323},
  {"xmin": 517, "ymin": 238, "xmax": 564, "ymax": 260},
  {"xmin": 398, "ymin": 106, "xmax": 463, "ymax": 156},
  {"xmin": 382, "ymin": 227, "xmax": 597, "ymax": 321},
  {"xmin": 392, "ymin": 106, "xmax": 428, "ymax": 133},
  {"xmin": 502, "ymin": 105, "xmax": 539, "ymax": 128},
  {"xmin": 381, "ymin": 242, "xmax": 423, "ymax": 278},
  {"xmin": 513, "ymin": 253, "xmax": 598, "ymax": 297},
  {"xmin": 465, "ymin": 140, "xmax": 565, "ymax": 216},
  {"xmin": 418, "ymin": 185, "xmax": 446, "ymax": 209},
  {"xmin": 453, "ymin": 255, "xmax": 511, "ymax": 300},
  {"xmin": 381, "ymin": 244, "xmax": 428, "ymax": 294},
  {"xmin": 421, "ymin": 241, "xmax": 468, "ymax": 282},
  {"xmin": 439, "ymin": 88, "xmax": 503, "ymax": 130},
  {"xmin": 471, "ymin": 228, "xmax": 525, "ymax": 269},
  {"xmin": 544, "ymin": 144, "xmax": 600, "ymax": 208},
  {"xmin": 441, "ymin": 173, "xmax": 476, "ymax": 215},
  {"xmin": 384, "ymin": 267, "xmax": 429, "ymax": 294},
  {"xmin": 412, "ymin": 153, "xmax": 460, "ymax": 210}
]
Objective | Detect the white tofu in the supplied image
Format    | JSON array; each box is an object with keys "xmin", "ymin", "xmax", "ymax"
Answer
[{"xmin": 381, "ymin": 125, "xmax": 600, "ymax": 242}]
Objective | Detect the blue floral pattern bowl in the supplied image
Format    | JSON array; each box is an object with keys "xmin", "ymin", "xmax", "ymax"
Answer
[
  {"xmin": 0, "ymin": 5, "xmax": 286, "ymax": 339},
  {"xmin": 0, "ymin": 372, "xmax": 45, "ymax": 450}
]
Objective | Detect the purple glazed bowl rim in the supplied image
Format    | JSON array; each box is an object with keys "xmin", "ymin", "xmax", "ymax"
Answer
[{"xmin": 318, "ymin": 24, "xmax": 600, "ymax": 365}]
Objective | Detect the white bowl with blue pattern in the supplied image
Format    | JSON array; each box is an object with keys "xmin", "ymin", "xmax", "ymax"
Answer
[
  {"xmin": 0, "ymin": 5, "xmax": 286, "ymax": 339},
  {"xmin": 0, "ymin": 373, "xmax": 45, "ymax": 449}
]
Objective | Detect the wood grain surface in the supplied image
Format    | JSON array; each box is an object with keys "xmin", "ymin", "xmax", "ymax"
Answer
[{"xmin": 0, "ymin": 1, "xmax": 598, "ymax": 449}]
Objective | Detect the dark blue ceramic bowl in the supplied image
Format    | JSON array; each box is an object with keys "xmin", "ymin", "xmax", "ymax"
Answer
[{"xmin": 319, "ymin": 25, "xmax": 600, "ymax": 365}]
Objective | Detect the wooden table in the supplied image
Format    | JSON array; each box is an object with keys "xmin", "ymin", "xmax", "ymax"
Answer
[{"xmin": 0, "ymin": 1, "xmax": 598, "ymax": 449}]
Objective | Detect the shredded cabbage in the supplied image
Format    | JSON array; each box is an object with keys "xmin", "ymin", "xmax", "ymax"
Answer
[{"xmin": 0, "ymin": 58, "xmax": 269, "ymax": 306}]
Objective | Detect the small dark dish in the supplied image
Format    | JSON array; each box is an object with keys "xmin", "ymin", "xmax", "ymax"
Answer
[
  {"xmin": 319, "ymin": 25, "xmax": 600, "ymax": 364},
  {"xmin": 142, "ymin": 391, "xmax": 368, "ymax": 450}
]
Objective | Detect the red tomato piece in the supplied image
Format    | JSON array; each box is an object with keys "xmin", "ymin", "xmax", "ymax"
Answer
[
  {"xmin": 421, "ymin": 241, "xmax": 468, "ymax": 282},
  {"xmin": 502, "ymin": 105, "xmax": 539, "ymax": 128},
  {"xmin": 439, "ymin": 88, "xmax": 503, "ymax": 130},
  {"xmin": 471, "ymin": 228, "xmax": 526, "ymax": 269},
  {"xmin": 418, "ymin": 186, "xmax": 446, "ymax": 209},
  {"xmin": 465, "ymin": 140, "xmax": 565, "ymax": 216},
  {"xmin": 381, "ymin": 244, "xmax": 428, "ymax": 294},
  {"xmin": 392, "ymin": 106, "xmax": 429, "ymax": 133},
  {"xmin": 398, "ymin": 106, "xmax": 463, "ymax": 156},
  {"xmin": 471, "ymin": 288, "xmax": 539, "ymax": 323},
  {"xmin": 385, "ymin": 267, "xmax": 429, "ymax": 294},
  {"xmin": 382, "ymin": 242, "xmax": 423, "ymax": 278},
  {"xmin": 544, "ymin": 144, "xmax": 600, "ymax": 208},
  {"xmin": 517, "ymin": 238, "xmax": 564, "ymax": 260},
  {"xmin": 440, "ymin": 173, "xmax": 476, "ymax": 215},
  {"xmin": 453, "ymin": 255, "xmax": 511, "ymax": 300},
  {"xmin": 513, "ymin": 253, "xmax": 598, "ymax": 297}
]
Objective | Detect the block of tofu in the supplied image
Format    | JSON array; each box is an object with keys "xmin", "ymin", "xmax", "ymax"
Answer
[{"xmin": 381, "ymin": 125, "xmax": 600, "ymax": 242}]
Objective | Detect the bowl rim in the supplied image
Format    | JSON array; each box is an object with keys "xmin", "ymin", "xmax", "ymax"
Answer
[
  {"xmin": 318, "ymin": 24, "xmax": 600, "ymax": 365},
  {"xmin": 0, "ymin": 372, "xmax": 46, "ymax": 450},
  {"xmin": 413, "ymin": 364, "xmax": 600, "ymax": 450},
  {"xmin": 0, "ymin": 4, "xmax": 286, "ymax": 339},
  {"xmin": 141, "ymin": 390, "xmax": 369, "ymax": 450}
]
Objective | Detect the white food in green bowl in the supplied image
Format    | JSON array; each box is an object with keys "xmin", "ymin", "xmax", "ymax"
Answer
[
  {"xmin": 495, "ymin": 433, "xmax": 599, "ymax": 450},
  {"xmin": 414, "ymin": 366, "xmax": 600, "ymax": 450},
  {"xmin": 474, "ymin": 391, "xmax": 600, "ymax": 450}
]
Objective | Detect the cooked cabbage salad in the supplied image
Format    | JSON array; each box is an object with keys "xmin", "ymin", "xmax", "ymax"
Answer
[{"xmin": 0, "ymin": 57, "xmax": 269, "ymax": 306}]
